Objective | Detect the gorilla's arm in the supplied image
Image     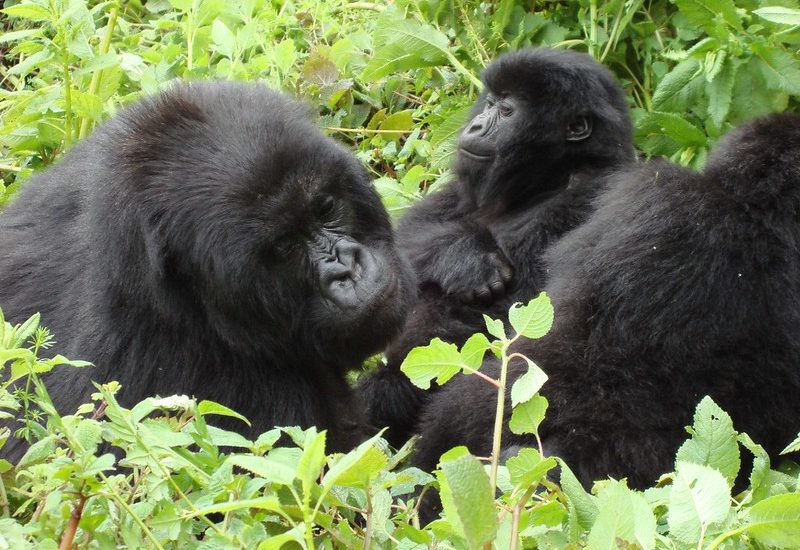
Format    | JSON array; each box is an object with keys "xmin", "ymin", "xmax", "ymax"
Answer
[{"xmin": 396, "ymin": 182, "xmax": 513, "ymax": 303}]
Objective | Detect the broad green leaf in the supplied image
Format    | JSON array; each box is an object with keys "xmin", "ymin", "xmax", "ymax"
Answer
[
  {"xmin": 560, "ymin": 460, "xmax": 598, "ymax": 535},
  {"xmin": 0, "ymin": 28, "xmax": 42, "ymax": 44},
  {"xmin": 509, "ymin": 394, "xmax": 548, "ymax": 435},
  {"xmin": 652, "ymin": 58, "xmax": 700, "ymax": 111},
  {"xmin": 506, "ymin": 448, "xmax": 558, "ymax": 488},
  {"xmin": 297, "ymin": 430, "xmax": 326, "ymax": 498},
  {"xmin": 751, "ymin": 43, "xmax": 800, "ymax": 96},
  {"xmin": 587, "ymin": 481, "xmax": 656, "ymax": 550},
  {"xmin": 198, "ymin": 400, "xmax": 250, "ymax": 426},
  {"xmin": 2, "ymin": 4, "xmax": 52, "ymax": 20},
  {"xmin": 211, "ymin": 20, "xmax": 236, "ymax": 59},
  {"xmin": 400, "ymin": 338, "xmax": 464, "ymax": 389},
  {"xmin": 730, "ymin": 57, "xmax": 789, "ymax": 123},
  {"xmin": 437, "ymin": 447, "xmax": 498, "ymax": 548},
  {"xmin": 706, "ymin": 57, "xmax": 737, "ymax": 127},
  {"xmin": 272, "ymin": 40, "xmax": 297, "ymax": 75},
  {"xmin": 321, "ymin": 432, "xmax": 385, "ymax": 491},
  {"xmin": 227, "ymin": 453, "xmax": 297, "ymax": 486},
  {"xmin": 510, "ymin": 358, "xmax": 548, "ymax": 406},
  {"xmin": 379, "ymin": 110, "xmax": 414, "ymax": 138},
  {"xmin": 668, "ymin": 462, "xmax": 730, "ymax": 543},
  {"xmin": 754, "ymin": 7, "xmax": 800, "ymax": 26},
  {"xmin": 183, "ymin": 496, "xmax": 284, "ymax": 518},
  {"xmin": 362, "ymin": 17, "xmax": 449, "ymax": 81},
  {"xmin": 483, "ymin": 315, "xmax": 506, "ymax": 341},
  {"xmin": 460, "ymin": 332, "xmax": 492, "ymax": 371},
  {"xmin": 745, "ymin": 493, "xmax": 800, "ymax": 548},
  {"xmin": 673, "ymin": 0, "xmax": 741, "ymax": 34},
  {"xmin": 508, "ymin": 293, "xmax": 553, "ymax": 339},
  {"xmin": 257, "ymin": 525, "xmax": 305, "ymax": 550},
  {"xmin": 642, "ymin": 111, "xmax": 707, "ymax": 146},
  {"xmin": 738, "ymin": 433, "xmax": 771, "ymax": 503},
  {"xmin": 17, "ymin": 435, "xmax": 57, "ymax": 468},
  {"xmin": 329, "ymin": 446, "xmax": 387, "ymax": 488},
  {"xmin": 675, "ymin": 396, "xmax": 740, "ymax": 485}
]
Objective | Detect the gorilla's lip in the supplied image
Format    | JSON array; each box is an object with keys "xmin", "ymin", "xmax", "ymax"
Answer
[{"xmin": 459, "ymin": 149, "xmax": 494, "ymax": 162}]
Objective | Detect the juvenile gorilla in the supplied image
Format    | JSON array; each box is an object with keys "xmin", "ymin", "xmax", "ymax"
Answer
[
  {"xmin": 415, "ymin": 113, "xmax": 800, "ymax": 487},
  {"xmin": 0, "ymin": 82, "xmax": 414, "ymax": 457},
  {"xmin": 359, "ymin": 48, "xmax": 635, "ymax": 445}
]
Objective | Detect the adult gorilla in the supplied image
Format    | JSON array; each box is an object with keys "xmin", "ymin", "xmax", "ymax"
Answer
[
  {"xmin": 415, "ymin": 113, "xmax": 800, "ymax": 487},
  {"xmin": 359, "ymin": 48, "xmax": 635, "ymax": 445},
  {"xmin": 0, "ymin": 82, "xmax": 414, "ymax": 458}
]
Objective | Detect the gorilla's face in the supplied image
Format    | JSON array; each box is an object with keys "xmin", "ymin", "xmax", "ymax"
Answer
[{"xmin": 122, "ymin": 84, "xmax": 414, "ymax": 364}]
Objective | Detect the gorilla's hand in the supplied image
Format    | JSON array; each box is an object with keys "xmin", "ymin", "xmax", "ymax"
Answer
[{"xmin": 427, "ymin": 229, "xmax": 514, "ymax": 305}]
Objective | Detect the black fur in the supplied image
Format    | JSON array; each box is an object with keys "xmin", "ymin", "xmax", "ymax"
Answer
[
  {"xmin": 0, "ymin": 82, "xmax": 414, "ymax": 458},
  {"xmin": 359, "ymin": 48, "xmax": 635, "ymax": 445},
  {"xmin": 414, "ymin": 113, "xmax": 800, "ymax": 488}
]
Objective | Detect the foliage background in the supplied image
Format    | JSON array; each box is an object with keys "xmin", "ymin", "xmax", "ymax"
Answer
[{"xmin": 2, "ymin": 0, "xmax": 800, "ymax": 548}]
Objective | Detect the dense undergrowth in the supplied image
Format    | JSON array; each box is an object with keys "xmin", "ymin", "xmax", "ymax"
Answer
[{"xmin": 3, "ymin": 0, "xmax": 800, "ymax": 548}]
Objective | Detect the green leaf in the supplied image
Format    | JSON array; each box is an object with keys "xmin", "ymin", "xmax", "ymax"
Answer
[
  {"xmin": 745, "ymin": 493, "xmax": 800, "ymax": 548},
  {"xmin": 460, "ymin": 332, "xmax": 492, "ymax": 371},
  {"xmin": 510, "ymin": 358, "xmax": 548, "ymax": 406},
  {"xmin": 509, "ymin": 394, "xmax": 548, "ymax": 435},
  {"xmin": 437, "ymin": 448, "xmax": 498, "ymax": 548},
  {"xmin": 211, "ymin": 19, "xmax": 236, "ymax": 59},
  {"xmin": 738, "ymin": 433, "xmax": 771, "ymax": 502},
  {"xmin": 297, "ymin": 430, "xmax": 326, "ymax": 499},
  {"xmin": 560, "ymin": 460, "xmax": 599, "ymax": 535},
  {"xmin": 378, "ymin": 110, "xmax": 414, "ymax": 139},
  {"xmin": 706, "ymin": 56, "xmax": 737, "ymax": 127},
  {"xmin": 227, "ymin": 452, "xmax": 297, "ymax": 486},
  {"xmin": 587, "ymin": 481, "xmax": 656, "ymax": 550},
  {"xmin": 508, "ymin": 293, "xmax": 553, "ymax": 339},
  {"xmin": 754, "ymin": 7, "xmax": 800, "ymax": 26},
  {"xmin": 675, "ymin": 396, "xmax": 740, "ymax": 485},
  {"xmin": 673, "ymin": 0, "xmax": 741, "ymax": 33},
  {"xmin": 751, "ymin": 43, "xmax": 800, "ymax": 96},
  {"xmin": 641, "ymin": 111, "xmax": 707, "ymax": 147},
  {"xmin": 506, "ymin": 448, "xmax": 558, "ymax": 489},
  {"xmin": 272, "ymin": 40, "xmax": 297, "ymax": 75},
  {"xmin": 668, "ymin": 462, "xmax": 730, "ymax": 544},
  {"xmin": 198, "ymin": 400, "xmax": 251, "ymax": 426},
  {"xmin": 362, "ymin": 17, "xmax": 450, "ymax": 81},
  {"xmin": 2, "ymin": 3, "xmax": 52, "ymax": 21},
  {"xmin": 780, "ymin": 432, "xmax": 800, "ymax": 455},
  {"xmin": 483, "ymin": 315, "xmax": 506, "ymax": 341},
  {"xmin": 400, "ymin": 338, "xmax": 464, "ymax": 389},
  {"xmin": 322, "ymin": 432, "xmax": 386, "ymax": 491},
  {"xmin": 652, "ymin": 58, "xmax": 700, "ymax": 111}
]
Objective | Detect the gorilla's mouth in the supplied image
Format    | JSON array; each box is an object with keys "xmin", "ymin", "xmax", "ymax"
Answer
[{"xmin": 459, "ymin": 148, "xmax": 494, "ymax": 162}]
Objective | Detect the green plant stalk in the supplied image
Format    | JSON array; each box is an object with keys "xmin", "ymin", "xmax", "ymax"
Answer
[
  {"xmin": 62, "ymin": 59, "xmax": 73, "ymax": 148},
  {"xmin": 444, "ymin": 51, "xmax": 483, "ymax": 89},
  {"xmin": 705, "ymin": 525, "xmax": 748, "ymax": 550},
  {"xmin": 589, "ymin": 0, "xmax": 599, "ymax": 59},
  {"xmin": 488, "ymin": 341, "xmax": 510, "ymax": 492},
  {"xmin": 79, "ymin": 5, "xmax": 120, "ymax": 140}
]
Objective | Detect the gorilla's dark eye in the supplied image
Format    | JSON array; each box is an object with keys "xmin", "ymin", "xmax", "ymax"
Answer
[
  {"xmin": 317, "ymin": 196, "xmax": 336, "ymax": 219},
  {"xmin": 498, "ymin": 102, "xmax": 514, "ymax": 117}
]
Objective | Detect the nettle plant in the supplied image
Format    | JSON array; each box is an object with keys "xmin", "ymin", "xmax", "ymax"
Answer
[{"xmin": 2, "ymin": 298, "xmax": 800, "ymax": 548}]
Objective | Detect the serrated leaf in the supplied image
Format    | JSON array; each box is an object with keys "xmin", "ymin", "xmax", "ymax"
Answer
[
  {"xmin": 2, "ymin": 4, "xmax": 52, "ymax": 20},
  {"xmin": 438, "ymin": 449, "xmax": 498, "ymax": 548},
  {"xmin": 652, "ymin": 58, "xmax": 700, "ymax": 110},
  {"xmin": 400, "ymin": 338, "xmax": 464, "ymax": 389},
  {"xmin": 198, "ymin": 400, "xmax": 251, "ymax": 426},
  {"xmin": 675, "ymin": 396, "xmax": 740, "ymax": 485},
  {"xmin": 460, "ymin": 332, "xmax": 492, "ymax": 371},
  {"xmin": 509, "ymin": 394, "xmax": 548, "ymax": 435},
  {"xmin": 668, "ymin": 462, "xmax": 730, "ymax": 543},
  {"xmin": 738, "ymin": 433, "xmax": 771, "ymax": 502},
  {"xmin": 227, "ymin": 452, "xmax": 297, "ymax": 485},
  {"xmin": 483, "ymin": 315, "xmax": 506, "ymax": 340},
  {"xmin": 674, "ymin": 0, "xmax": 741, "ymax": 33},
  {"xmin": 560, "ymin": 460, "xmax": 598, "ymax": 535},
  {"xmin": 211, "ymin": 19, "xmax": 235, "ymax": 59},
  {"xmin": 362, "ymin": 17, "xmax": 449, "ymax": 81},
  {"xmin": 510, "ymin": 359, "xmax": 548, "ymax": 406},
  {"xmin": 751, "ymin": 43, "xmax": 800, "ymax": 96},
  {"xmin": 297, "ymin": 430, "xmax": 326, "ymax": 498},
  {"xmin": 321, "ymin": 432, "xmax": 385, "ymax": 491},
  {"xmin": 745, "ymin": 493, "xmax": 800, "ymax": 548},
  {"xmin": 587, "ymin": 481, "xmax": 656, "ymax": 550},
  {"xmin": 642, "ymin": 111, "xmax": 707, "ymax": 146},
  {"xmin": 506, "ymin": 448, "xmax": 557, "ymax": 488},
  {"xmin": 706, "ymin": 57, "xmax": 736, "ymax": 127},
  {"xmin": 508, "ymin": 293, "xmax": 553, "ymax": 339},
  {"xmin": 754, "ymin": 7, "xmax": 800, "ymax": 26}
]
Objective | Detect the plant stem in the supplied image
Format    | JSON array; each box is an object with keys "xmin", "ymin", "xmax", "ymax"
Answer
[
  {"xmin": 489, "ymin": 345, "xmax": 510, "ymax": 493},
  {"xmin": 363, "ymin": 489, "xmax": 374, "ymax": 550},
  {"xmin": 79, "ymin": 5, "xmax": 120, "ymax": 140},
  {"xmin": 59, "ymin": 490, "xmax": 87, "ymax": 550}
]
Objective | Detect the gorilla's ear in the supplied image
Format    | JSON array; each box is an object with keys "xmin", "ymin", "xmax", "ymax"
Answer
[{"xmin": 566, "ymin": 115, "xmax": 592, "ymax": 142}]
